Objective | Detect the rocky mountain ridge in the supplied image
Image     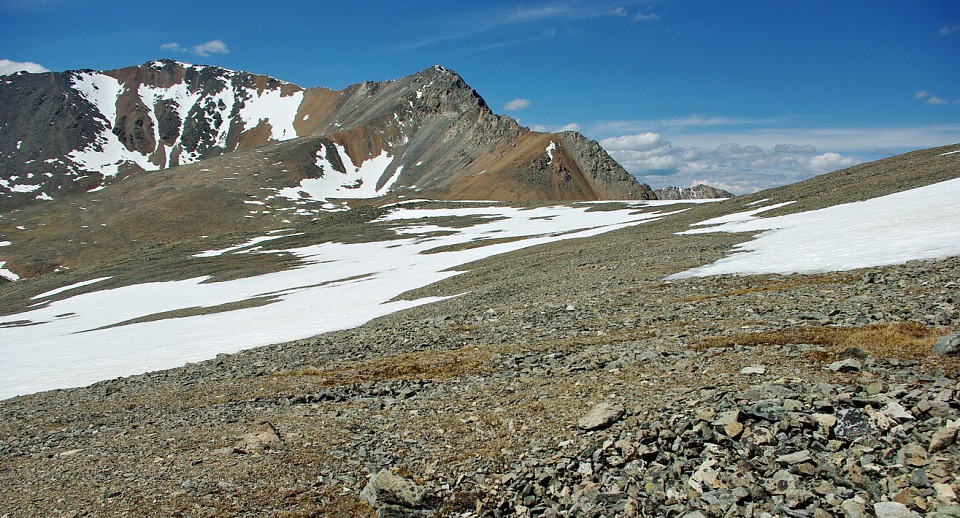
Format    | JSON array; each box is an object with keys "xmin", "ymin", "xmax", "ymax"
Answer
[
  {"xmin": 654, "ymin": 184, "xmax": 735, "ymax": 200},
  {"xmin": 0, "ymin": 61, "xmax": 655, "ymax": 212}
]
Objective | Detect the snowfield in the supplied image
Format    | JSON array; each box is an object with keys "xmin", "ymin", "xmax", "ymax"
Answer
[
  {"xmin": 2, "ymin": 175, "xmax": 959, "ymax": 400},
  {"xmin": 0, "ymin": 202, "xmax": 676, "ymax": 400},
  {"xmin": 669, "ymin": 177, "xmax": 960, "ymax": 278},
  {"xmin": 277, "ymin": 145, "xmax": 400, "ymax": 205}
]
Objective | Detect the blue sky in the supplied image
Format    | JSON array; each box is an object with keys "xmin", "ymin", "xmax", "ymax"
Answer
[{"xmin": 1, "ymin": 0, "xmax": 958, "ymax": 193}]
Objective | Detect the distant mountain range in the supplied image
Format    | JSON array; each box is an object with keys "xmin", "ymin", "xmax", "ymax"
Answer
[{"xmin": 0, "ymin": 60, "xmax": 678, "ymax": 211}]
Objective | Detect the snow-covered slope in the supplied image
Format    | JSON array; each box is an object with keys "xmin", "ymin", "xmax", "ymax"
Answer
[
  {"xmin": 668, "ymin": 176, "xmax": 960, "ymax": 278},
  {"xmin": 0, "ymin": 201, "xmax": 680, "ymax": 399}
]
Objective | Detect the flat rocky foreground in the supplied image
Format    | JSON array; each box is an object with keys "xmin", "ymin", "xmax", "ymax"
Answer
[{"xmin": 1, "ymin": 208, "xmax": 959, "ymax": 517}]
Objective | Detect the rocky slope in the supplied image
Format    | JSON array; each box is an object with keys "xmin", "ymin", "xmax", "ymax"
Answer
[
  {"xmin": 0, "ymin": 61, "xmax": 653, "ymax": 212},
  {"xmin": 654, "ymin": 184, "xmax": 734, "ymax": 200},
  {"xmin": 0, "ymin": 144, "xmax": 958, "ymax": 516}
]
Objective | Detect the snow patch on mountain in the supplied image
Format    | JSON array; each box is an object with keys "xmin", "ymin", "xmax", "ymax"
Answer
[
  {"xmin": 31, "ymin": 277, "xmax": 112, "ymax": 300},
  {"xmin": 60, "ymin": 68, "xmax": 306, "ymax": 178},
  {"xmin": 278, "ymin": 144, "xmax": 399, "ymax": 204},
  {"xmin": 67, "ymin": 72, "xmax": 158, "ymax": 177},
  {"xmin": 0, "ymin": 261, "xmax": 19, "ymax": 282},
  {"xmin": 138, "ymin": 82, "xmax": 202, "ymax": 166},
  {"xmin": 669, "ymin": 177, "xmax": 960, "ymax": 278},
  {"xmin": 238, "ymin": 87, "xmax": 303, "ymax": 140}
]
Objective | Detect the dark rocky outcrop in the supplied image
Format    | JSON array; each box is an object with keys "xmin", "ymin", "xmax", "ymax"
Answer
[{"xmin": 654, "ymin": 183, "xmax": 735, "ymax": 200}]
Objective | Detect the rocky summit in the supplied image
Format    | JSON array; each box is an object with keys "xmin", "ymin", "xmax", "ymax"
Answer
[
  {"xmin": 0, "ymin": 143, "xmax": 958, "ymax": 516},
  {"xmin": 0, "ymin": 61, "xmax": 652, "ymax": 212}
]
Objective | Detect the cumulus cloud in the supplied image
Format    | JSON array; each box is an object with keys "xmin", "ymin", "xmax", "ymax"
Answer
[
  {"xmin": 808, "ymin": 152, "xmax": 859, "ymax": 171},
  {"xmin": 601, "ymin": 133, "xmax": 863, "ymax": 194},
  {"xmin": 503, "ymin": 98, "xmax": 531, "ymax": 111},
  {"xmin": 160, "ymin": 39, "xmax": 230, "ymax": 57},
  {"xmin": 0, "ymin": 59, "xmax": 49, "ymax": 75},
  {"xmin": 915, "ymin": 90, "xmax": 958, "ymax": 105},
  {"xmin": 599, "ymin": 132, "xmax": 662, "ymax": 151},
  {"xmin": 530, "ymin": 122, "xmax": 583, "ymax": 133}
]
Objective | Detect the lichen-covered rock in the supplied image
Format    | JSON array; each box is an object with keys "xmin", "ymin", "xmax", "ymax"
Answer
[{"xmin": 360, "ymin": 469, "xmax": 433, "ymax": 516}]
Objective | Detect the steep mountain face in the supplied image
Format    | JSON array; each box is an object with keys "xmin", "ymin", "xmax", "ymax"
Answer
[
  {"xmin": 653, "ymin": 184, "xmax": 734, "ymax": 200},
  {"xmin": 0, "ymin": 61, "xmax": 653, "ymax": 211}
]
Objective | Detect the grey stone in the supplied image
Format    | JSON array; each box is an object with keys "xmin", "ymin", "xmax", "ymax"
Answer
[
  {"xmin": 934, "ymin": 506, "xmax": 960, "ymax": 517},
  {"xmin": 835, "ymin": 408, "xmax": 872, "ymax": 438},
  {"xmin": 827, "ymin": 358, "xmax": 862, "ymax": 372},
  {"xmin": 930, "ymin": 426, "xmax": 960, "ymax": 453},
  {"xmin": 873, "ymin": 501, "xmax": 919, "ymax": 518},
  {"xmin": 767, "ymin": 469, "xmax": 797, "ymax": 494},
  {"xmin": 933, "ymin": 332, "xmax": 960, "ymax": 355},
  {"xmin": 909, "ymin": 468, "xmax": 931, "ymax": 488},
  {"xmin": 841, "ymin": 498, "xmax": 866, "ymax": 518},
  {"xmin": 578, "ymin": 403, "xmax": 624, "ymax": 431},
  {"xmin": 234, "ymin": 430, "xmax": 283, "ymax": 453},
  {"xmin": 360, "ymin": 469, "xmax": 431, "ymax": 514},
  {"xmin": 776, "ymin": 449, "xmax": 812, "ymax": 465},
  {"xmin": 746, "ymin": 399, "xmax": 786, "ymax": 421}
]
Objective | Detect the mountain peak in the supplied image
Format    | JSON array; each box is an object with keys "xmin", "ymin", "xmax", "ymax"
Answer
[{"xmin": 0, "ymin": 62, "xmax": 653, "ymax": 216}]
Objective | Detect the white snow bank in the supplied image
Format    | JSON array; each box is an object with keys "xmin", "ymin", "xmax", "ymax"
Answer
[
  {"xmin": 0, "ymin": 203, "xmax": 671, "ymax": 400},
  {"xmin": 278, "ymin": 144, "xmax": 399, "ymax": 203},
  {"xmin": 669, "ymin": 178, "xmax": 960, "ymax": 279},
  {"xmin": 67, "ymin": 72, "xmax": 163, "ymax": 177},
  {"xmin": 0, "ymin": 261, "xmax": 19, "ymax": 282},
  {"xmin": 31, "ymin": 277, "xmax": 112, "ymax": 300},
  {"xmin": 239, "ymin": 87, "xmax": 303, "ymax": 141}
]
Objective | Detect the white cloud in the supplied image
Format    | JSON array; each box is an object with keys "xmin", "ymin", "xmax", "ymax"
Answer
[
  {"xmin": 602, "ymin": 134, "xmax": 866, "ymax": 194},
  {"xmin": 503, "ymin": 1, "xmax": 645, "ymax": 23},
  {"xmin": 530, "ymin": 122, "xmax": 583, "ymax": 133},
  {"xmin": 915, "ymin": 90, "xmax": 958, "ymax": 105},
  {"xmin": 193, "ymin": 40, "xmax": 229, "ymax": 56},
  {"xmin": 0, "ymin": 59, "xmax": 49, "ymax": 75},
  {"xmin": 580, "ymin": 114, "xmax": 960, "ymax": 194},
  {"xmin": 504, "ymin": 98, "xmax": 531, "ymax": 111},
  {"xmin": 599, "ymin": 132, "xmax": 662, "ymax": 151},
  {"xmin": 808, "ymin": 152, "xmax": 858, "ymax": 171},
  {"xmin": 160, "ymin": 42, "xmax": 187, "ymax": 52},
  {"xmin": 940, "ymin": 24, "xmax": 960, "ymax": 36},
  {"xmin": 160, "ymin": 39, "xmax": 230, "ymax": 57}
]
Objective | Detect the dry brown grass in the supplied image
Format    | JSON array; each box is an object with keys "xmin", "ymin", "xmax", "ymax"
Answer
[{"xmin": 697, "ymin": 322, "xmax": 959, "ymax": 372}]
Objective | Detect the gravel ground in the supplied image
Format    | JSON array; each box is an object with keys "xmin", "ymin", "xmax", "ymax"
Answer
[{"xmin": 1, "ymin": 203, "xmax": 959, "ymax": 517}]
